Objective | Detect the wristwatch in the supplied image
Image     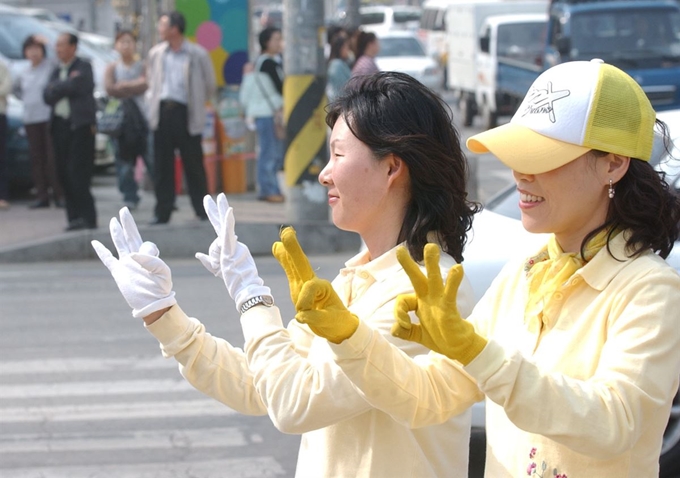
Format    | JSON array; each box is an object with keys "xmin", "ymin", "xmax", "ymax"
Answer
[{"xmin": 239, "ymin": 295, "xmax": 275, "ymax": 314}]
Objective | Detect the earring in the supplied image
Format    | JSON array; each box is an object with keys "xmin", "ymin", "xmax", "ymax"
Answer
[{"xmin": 608, "ymin": 179, "xmax": 615, "ymax": 199}]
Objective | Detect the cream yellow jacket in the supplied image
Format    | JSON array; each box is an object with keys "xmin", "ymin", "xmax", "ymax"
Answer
[
  {"xmin": 329, "ymin": 233, "xmax": 680, "ymax": 477},
  {"xmin": 146, "ymin": 245, "xmax": 482, "ymax": 478}
]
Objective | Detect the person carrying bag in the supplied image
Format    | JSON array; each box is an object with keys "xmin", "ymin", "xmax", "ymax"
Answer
[{"xmin": 238, "ymin": 27, "xmax": 286, "ymax": 203}]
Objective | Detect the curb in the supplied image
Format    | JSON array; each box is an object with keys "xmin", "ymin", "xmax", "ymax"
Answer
[{"xmin": 0, "ymin": 221, "xmax": 361, "ymax": 263}]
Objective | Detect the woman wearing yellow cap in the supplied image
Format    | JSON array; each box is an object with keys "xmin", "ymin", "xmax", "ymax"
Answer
[
  {"xmin": 91, "ymin": 72, "xmax": 484, "ymax": 477},
  {"xmin": 293, "ymin": 59, "xmax": 680, "ymax": 476}
]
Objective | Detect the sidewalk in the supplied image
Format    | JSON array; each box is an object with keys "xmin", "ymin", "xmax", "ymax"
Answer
[
  {"xmin": 0, "ymin": 146, "xmax": 514, "ymax": 263},
  {"xmin": 0, "ymin": 173, "xmax": 360, "ymax": 263}
]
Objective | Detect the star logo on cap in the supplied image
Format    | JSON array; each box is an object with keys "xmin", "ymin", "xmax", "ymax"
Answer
[{"xmin": 521, "ymin": 81, "xmax": 570, "ymax": 123}]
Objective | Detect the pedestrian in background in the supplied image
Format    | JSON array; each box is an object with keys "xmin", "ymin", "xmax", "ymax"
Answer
[
  {"xmin": 14, "ymin": 35, "xmax": 63, "ymax": 210},
  {"xmin": 0, "ymin": 59, "xmax": 10, "ymax": 210},
  {"xmin": 324, "ymin": 24, "xmax": 346, "ymax": 59},
  {"xmin": 326, "ymin": 35, "xmax": 352, "ymax": 103},
  {"xmin": 104, "ymin": 30, "xmax": 149, "ymax": 211},
  {"xmin": 351, "ymin": 31, "xmax": 380, "ymax": 77},
  {"xmin": 146, "ymin": 11, "xmax": 215, "ymax": 225},
  {"xmin": 239, "ymin": 26, "xmax": 285, "ymax": 203},
  {"xmin": 43, "ymin": 32, "xmax": 97, "ymax": 231}
]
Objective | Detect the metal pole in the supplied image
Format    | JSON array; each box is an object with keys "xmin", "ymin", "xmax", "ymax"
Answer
[
  {"xmin": 140, "ymin": 0, "xmax": 157, "ymax": 57},
  {"xmin": 344, "ymin": 0, "xmax": 361, "ymax": 30},
  {"xmin": 282, "ymin": 0, "xmax": 328, "ymax": 222}
]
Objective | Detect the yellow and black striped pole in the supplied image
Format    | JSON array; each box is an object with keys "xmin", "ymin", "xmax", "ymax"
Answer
[
  {"xmin": 283, "ymin": 75, "xmax": 327, "ymax": 189},
  {"xmin": 282, "ymin": 1, "xmax": 329, "ymax": 222}
]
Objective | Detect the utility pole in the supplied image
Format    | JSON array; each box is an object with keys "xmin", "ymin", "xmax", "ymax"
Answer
[
  {"xmin": 282, "ymin": 0, "xmax": 328, "ymax": 222},
  {"xmin": 344, "ymin": 0, "xmax": 361, "ymax": 29},
  {"xmin": 140, "ymin": 0, "xmax": 158, "ymax": 57}
]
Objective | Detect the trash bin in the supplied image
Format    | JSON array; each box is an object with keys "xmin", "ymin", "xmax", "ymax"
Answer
[{"xmin": 217, "ymin": 114, "xmax": 250, "ymax": 194}]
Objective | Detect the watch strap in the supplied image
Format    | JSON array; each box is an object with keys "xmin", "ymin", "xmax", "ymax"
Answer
[{"xmin": 239, "ymin": 295, "xmax": 275, "ymax": 314}]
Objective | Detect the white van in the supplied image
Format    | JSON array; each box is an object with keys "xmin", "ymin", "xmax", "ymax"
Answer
[
  {"xmin": 445, "ymin": 0, "xmax": 548, "ymax": 126},
  {"xmin": 418, "ymin": 0, "xmax": 460, "ymax": 77},
  {"xmin": 360, "ymin": 5, "xmax": 422, "ymax": 35},
  {"xmin": 475, "ymin": 13, "xmax": 547, "ymax": 128}
]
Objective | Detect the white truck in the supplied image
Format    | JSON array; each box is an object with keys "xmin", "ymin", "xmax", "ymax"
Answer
[
  {"xmin": 474, "ymin": 13, "xmax": 548, "ymax": 128},
  {"xmin": 445, "ymin": 0, "xmax": 548, "ymax": 126}
]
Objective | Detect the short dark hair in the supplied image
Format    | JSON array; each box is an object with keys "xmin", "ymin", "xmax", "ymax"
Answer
[
  {"xmin": 167, "ymin": 11, "xmax": 186, "ymax": 34},
  {"xmin": 115, "ymin": 29, "xmax": 136, "ymax": 42},
  {"xmin": 326, "ymin": 72, "xmax": 481, "ymax": 263},
  {"xmin": 62, "ymin": 32, "xmax": 78, "ymax": 46},
  {"xmin": 258, "ymin": 26, "xmax": 281, "ymax": 52},
  {"xmin": 22, "ymin": 35, "xmax": 46, "ymax": 58}
]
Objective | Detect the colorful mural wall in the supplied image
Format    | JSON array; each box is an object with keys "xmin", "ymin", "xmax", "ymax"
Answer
[{"xmin": 176, "ymin": 0, "xmax": 249, "ymax": 87}]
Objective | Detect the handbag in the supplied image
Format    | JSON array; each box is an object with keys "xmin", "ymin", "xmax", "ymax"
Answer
[
  {"xmin": 97, "ymin": 97, "xmax": 123, "ymax": 137},
  {"xmin": 118, "ymin": 98, "xmax": 148, "ymax": 162},
  {"xmin": 254, "ymin": 58, "xmax": 285, "ymax": 140},
  {"xmin": 272, "ymin": 108, "xmax": 286, "ymax": 140}
]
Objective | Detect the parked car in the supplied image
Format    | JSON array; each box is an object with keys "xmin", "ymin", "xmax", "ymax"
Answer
[
  {"xmin": 375, "ymin": 31, "xmax": 444, "ymax": 91},
  {"xmin": 360, "ymin": 5, "xmax": 422, "ymax": 35},
  {"xmin": 462, "ymin": 109, "xmax": 680, "ymax": 476}
]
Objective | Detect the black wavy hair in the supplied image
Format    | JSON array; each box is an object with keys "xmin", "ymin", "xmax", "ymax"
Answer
[
  {"xmin": 325, "ymin": 71, "xmax": 481, "ymax": 262},
  {"xmin": 582, "ymin": 119, "xmax": 680, "ymax": 259}
]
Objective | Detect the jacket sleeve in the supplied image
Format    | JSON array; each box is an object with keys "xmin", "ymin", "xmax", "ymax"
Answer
[
  {"xmin": 239, "ymin": 270, "xmax": 481, "ymax": 435},
  {"xmin": 43, "ymin": 59, "xmax": 94, "ymax": 105},
  {"xmin": 239, "ymin": 305, "xmax": 375, "ymax": 434},
  {"xmin": 465, "ymin": 266, "xmax": 680, "ymax": 459},
  {"xmin": 199, "ymin": 49, "xmax": 216, "ymax": 101},
  {"xmin": 144, "ymin": 304, "xmax": 268, "ymax": 416}
]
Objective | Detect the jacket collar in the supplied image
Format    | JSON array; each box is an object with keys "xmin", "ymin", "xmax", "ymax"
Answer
[{"xmin": 577, "ymin": 231, "xmax": 644, "ymax": 291}]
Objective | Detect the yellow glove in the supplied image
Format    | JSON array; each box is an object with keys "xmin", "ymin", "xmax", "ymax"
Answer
[
  {"xmin": 272, "ymin": 226, "xmax": 316, "ymax": 307},
  {"xmin": 392, "ymin": 244, "xmax": 487, "ymax": 365},
  {"xmin": 296, "ymin": 278, "xmax": 359, "ymax": 344},
  {"xmin": 272, "ymin": 226, "xmax": 358, "ymax": 343}
]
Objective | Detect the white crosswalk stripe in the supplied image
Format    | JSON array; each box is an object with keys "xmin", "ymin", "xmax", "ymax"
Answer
[
  {"xmin": 3, "ymin": 457, "xmax": 287, "ymax": 478},
  {"xmin": 0, "ymin": 356, "xmax": 295, "ymax": 477}
]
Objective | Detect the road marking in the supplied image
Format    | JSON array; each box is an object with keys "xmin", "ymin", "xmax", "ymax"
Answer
[
  {"xmin": 0, "ymin": 379, "xmax": 194, "ymax": 398},
  {"xmin": 0, "ymin": 457, "xmax": 287, "ymax": 478},
  {"xmin": 0, "ymin": 356, "xmax": 176, "ymax": 375},
  {"xmin": 0, "ymin": 399, "xmax": 238, "ymax": 423},
  {"xmin": 0, "ymin": 427, "xmax": 248, "ymax": 453}
]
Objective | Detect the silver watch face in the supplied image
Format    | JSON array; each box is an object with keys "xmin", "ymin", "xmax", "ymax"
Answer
[{"xmin": 261, "ymin": 295, "xmax": 274, "ymax": 307}]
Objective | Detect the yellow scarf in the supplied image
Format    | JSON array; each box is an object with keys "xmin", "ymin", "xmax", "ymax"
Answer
[{"xmin": 525, "ymin": 229, "xmax": 613, "ymax": 327}]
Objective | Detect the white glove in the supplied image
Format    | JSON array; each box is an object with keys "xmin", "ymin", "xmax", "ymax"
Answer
[
  {"xmin": 196, "ymin": 193, "xmax": 271, "ymax": 312},
  {"xmin": 92, "ymin": 207, "xmax": 177, "ymax": 318}
]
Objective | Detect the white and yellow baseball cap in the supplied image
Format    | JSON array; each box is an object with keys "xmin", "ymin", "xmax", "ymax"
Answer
[{"xmin": 466, "ymin": 59, "xmax": 656, "ymax": 174}]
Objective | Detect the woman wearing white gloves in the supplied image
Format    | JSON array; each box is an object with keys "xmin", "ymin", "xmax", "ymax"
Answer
[{"xmin": 93, "ymin": 71, "xmax": 483, "ymax": 477}]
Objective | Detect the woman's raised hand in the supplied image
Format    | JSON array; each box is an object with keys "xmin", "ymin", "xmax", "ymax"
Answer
[
  {"xmin": 272, "ymin": 227, "xmax": 317, "ymax": 307},
  {"xmin": 273, "ymin": 227, "xmax": 359, "ymax": 343},
  {"xmin": 91, "ymin": 207, "xmax": 177, "ymax": 319},
  {"xmin": 197, "ymin": 193, "xmax": 271, "ymax": 312},
  {"xmin": 393, "ymin": 244, "xmax": 487, "ymax": 365}
]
